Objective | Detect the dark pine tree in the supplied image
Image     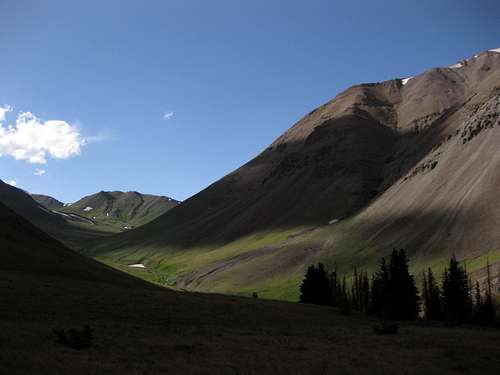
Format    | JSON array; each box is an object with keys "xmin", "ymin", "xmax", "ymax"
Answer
[
  {"xmin": 299, "ymin": 263, "xmax": 333, "ymax": 306},
  {"xmin": 329, "ymin": 264, "xmax": 338, "ymax": 307},
  {"xmin": 422, "ymin": 268, "xmax": 442, "ymax": 320},
  {"xmin": 338, "ymin": 275, "xmax": 351, "ymax": 315},
  {"xmin": 480, "ymin": 261, "xmax": 498, "ymax": 326},
  {"xmin": 473, "ymin": 280, "xmax": 484, "ymax": 324},
  {"xmin": 361, "ymin": 272, "xmax": 370, "ymax": 314},
  {"xmin": 387, "ymin": 249, "xmax": 420, "ymax": 320},
  {"xmin": 442, "ymin": 256, "xmax": 472, "ymax": 324},
  {"xmin": 370, "ymin": 258, "xmax": 390, "ymax": 317}
]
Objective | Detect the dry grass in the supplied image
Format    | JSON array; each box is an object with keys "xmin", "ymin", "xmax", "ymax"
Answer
[{"xmin": 1, "ymin": 270, "xmax": 499, "ymax": 375}]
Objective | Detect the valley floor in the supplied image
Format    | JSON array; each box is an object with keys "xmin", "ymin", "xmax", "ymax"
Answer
[{"xmin": 1, "ymin": 270, "xmax": 500, "ymax": 375}]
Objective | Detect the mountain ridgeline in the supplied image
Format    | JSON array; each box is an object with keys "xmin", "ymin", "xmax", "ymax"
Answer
[
  {"xmin": 0, "ymin": 181, "xmax": 179, "ymax": 251},
  {"xmin": 86, "ymin": 48, "xmax": 500, "ymax": 300},
  {"xmin": 35, "ymin": 191, "xmax": 180, "ymax": 230}
]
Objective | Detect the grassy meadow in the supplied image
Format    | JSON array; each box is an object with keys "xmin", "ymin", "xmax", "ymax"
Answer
[{"xmin": 1, "ymin": 269, "xmax": 500, "ymax": 375}]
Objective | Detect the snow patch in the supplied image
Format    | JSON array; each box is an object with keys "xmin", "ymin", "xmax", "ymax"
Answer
[
  {"xmin": 83, "ymin": 206, "xmax": 93, "ymax": 212},
  {"xmin": 63, "ymin": 203, "xmax": 72, "ymax": 207},
  {"xmin": 328, "ymin": 218, "xmax": 340, "ymax": 225},
  {"xmin": 401, "ymin": 77, "xmax": 413, "ymax": 85},
  {"xmin": 128, "ymin": 263, "xmax": 145, "ymax": 269},
  {"xmin": 448, "ymin": 63, "xmax": 463, "ymax": 69},
  {"xmin": 106, "ymin": 212, "xmax": 110, "ymax": 217},
  {"xmin": 488, "ymin": 48, "xmax": 500, "ymax": 54}
]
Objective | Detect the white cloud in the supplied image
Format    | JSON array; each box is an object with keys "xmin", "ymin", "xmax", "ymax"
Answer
[
  {"xmin": 0, "ymin": 110, "xmax": 85, "ymax": 164},
  {"xmin": 6, "ymin": 179, "xmax": 17, "ymax": 187},
  {"xmin": 34, "ymin": 168, "xmax": 46, "ymax": 176},
  {"xmin": 163, "ymin": 111, "xmax": 174, "ymax": 121},
  {"xmin": 0, "ymin": 104, "xmax": 12, "ymax": 122}
]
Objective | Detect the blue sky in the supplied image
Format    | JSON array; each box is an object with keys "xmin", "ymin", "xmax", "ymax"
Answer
[{"xmin": 0, "ymin": 0, "xmax": 499, "ymax": 202}]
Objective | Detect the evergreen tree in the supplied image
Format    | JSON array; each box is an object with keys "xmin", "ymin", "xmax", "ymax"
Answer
[
  {"xmin": 442, "ymin": 256, "xmax": 472, "ymax": 324},
  {"xmin": 480, "ymin": 261, "xmax": 498, "ymax": 326},
  {"xmin": 299, "ymin": 263, "xmax": 333, "ymax": 306},
  {"xmin": 361, "ymin": 271, "xmax": 370, "ymax": 313},
  {"xmin": 338, "ymin": 275, "xmax": 351, "ymax": 314},
  {"xmin": 422, "ymin": 268, "xmax": 442, "ymax": 320},
  {"xmin": 472, "ymin": 281, "xmax": 483, "ymax": 323},
  {"xmin": 370, "ymin": 258, "xmax": 390, "ymax": 317},
  {"xmin": 387, "ymin": 249, "xmax": 420, "ymax": 320},
  {"xmin": 329, "ymin": 265, "xmax": 338, "ymax": 307}
]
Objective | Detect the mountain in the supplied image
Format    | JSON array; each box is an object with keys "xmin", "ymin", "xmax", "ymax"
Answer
[
  {"xmin": 0, "ymin": 180, "xmax": 114, "ymax": 250},
  {"xmin": 9, "ymin": 189, "xmax": 179, "ymax": 249},
  {"xmin": 31, "ymin": 194, "xmax": 64, "ymax": 210},
  {"xmin": 55, "ymin": 191, "xmax": 179, "ymax": 230},
  {"xmin": 88, "ymin": 48, "xmax": 500, "ymax": 300}
]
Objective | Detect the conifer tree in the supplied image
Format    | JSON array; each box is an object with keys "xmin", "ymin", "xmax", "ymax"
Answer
[
  {"xmin": 299, "ymin": 263, "xmax": 333, "ymax": 306},
  {"xmin": 329, "ymin": 265, "xmax": 338, "ymax": 307},
  {"xmin": 388, "ymin": 249, "xmax": 420, "ymax": 320},
  {"xmin": 422, "ymin": 268, "xmax": 442, "ymax": 320},
  {"xmin": 442, "ymin": 256, "xmax": 472, "ymax": 324},
  {"xmin": 338, "ymin": 275, "xmax": 351, "ymax": 314},
  {"xmin": 473, "ymin": 281, "xmax": 483, "ymax": 324},
  {"xmin": 481, "ymin": 260, "xmax": 498, "ymax": 326},
  {"xmin": 370, "ymin": 258, "xmax": 390, "ymax": 317},
  {"xmin": 361, "ymin": 271, "xmax": 370, "ymax": 313}
]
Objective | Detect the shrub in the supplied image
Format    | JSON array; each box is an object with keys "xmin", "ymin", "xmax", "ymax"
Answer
[
  {"xmin": 372, "ymin": 320, "xmax": 399, "ymax": 335},
  {"xmin": 252, "ymin": 292, "xmax": 259, "ymax": 299},
  {"xmin": 53, "ymin": 325, "xmax": 94, "ymax": 350}
]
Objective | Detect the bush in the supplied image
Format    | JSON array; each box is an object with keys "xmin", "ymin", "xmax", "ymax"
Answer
[
  {"xmin": 372, "ymin": 320, "xmax": 399, "ymax": 335},
  {"xmin": 53, "ymin": 325, "xmax": 94, "ymax": 350},
  {"xmin": 252, "ymin": 292, "xmax": 259, "ymax": 299}
]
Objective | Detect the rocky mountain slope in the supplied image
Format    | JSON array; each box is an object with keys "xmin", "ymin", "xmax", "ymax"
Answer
[
  {"xmin": 0, "ymin": 180, "xmax": 114, "ymax": 250},
  {"xmin": 1, "ymin": 182, "xmax": 178, "ymax": 251},
  {"xmin": 89, "ymin": 48, "xmax": 500, "ymax": 300},
  {"xmin": 31, "ymin": 194, "xmax": 64, "ymax": 210},
  {"xmin": 53, "ymin": 191, "xmax": 179, "ymax": 230}
]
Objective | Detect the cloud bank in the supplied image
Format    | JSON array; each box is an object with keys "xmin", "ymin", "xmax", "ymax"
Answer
[{"xmin": 0, "ymin": 109, "xmax": 85, "ymax": 164}]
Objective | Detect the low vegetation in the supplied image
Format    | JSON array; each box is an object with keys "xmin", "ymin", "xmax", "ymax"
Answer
[{"xmin": 53, "ymin": 325, "xmax": 94, "ymax": 350}]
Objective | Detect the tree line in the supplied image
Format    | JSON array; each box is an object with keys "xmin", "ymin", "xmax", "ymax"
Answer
[{"xmin": 299, "ymin": 249, "xmax": 499, "ymax": 326}]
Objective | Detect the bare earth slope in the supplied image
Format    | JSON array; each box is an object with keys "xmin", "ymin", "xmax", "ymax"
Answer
[{"xmin": 89, "ymin": 49, "xmax": 500, "ymax": 300}]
